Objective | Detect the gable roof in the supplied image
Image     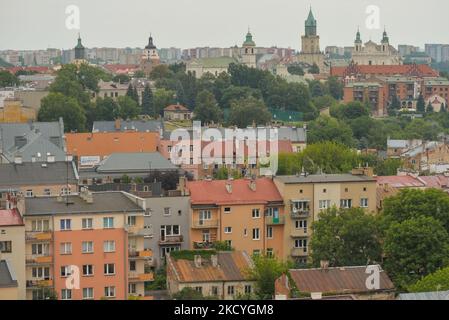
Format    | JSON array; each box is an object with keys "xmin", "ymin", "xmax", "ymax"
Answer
[
  {"xmin": 288, "ymin": 265, "xmax": 395, "ymax": 294},
  {"xmin": 92, "ymin": 120, "xmax": 163, "ymax": 133},
  {"xmin": 0, "ymin": 161, "xmax": 78, "ymax": 188},
  {"xmin": 96, "ymin": 152, "xmax": 177, "ymax": 173},
  {"xmin": 167, "ymin": 251, "xmax": 253, "ymax": 283},
  {"xmin": 187, "ymin": 178, "xmax": 283, "ymax": 206},
  {"xmin": 331, "ymin": 63, "xmax": 439, "ymax": 78},
  {"xmin": 164, "ymin": 104, "xmax": 190, "ymax": 112}
]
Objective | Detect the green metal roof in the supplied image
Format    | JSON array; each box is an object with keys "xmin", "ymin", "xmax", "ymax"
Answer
[
  {"xmin": 243, "ymin": 31, "xmax": 256, "ymax": 47},
  {"xmin": 192, "ymin": 57, "xmax": 238, "ymax": 68}
]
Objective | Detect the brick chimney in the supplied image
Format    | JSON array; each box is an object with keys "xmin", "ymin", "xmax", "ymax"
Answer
[{"xmin": 114, "ymin": 118, "xmax": 121, "ymax": 131}]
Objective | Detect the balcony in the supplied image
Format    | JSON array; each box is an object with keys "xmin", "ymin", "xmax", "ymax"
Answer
[
  {"xmin": 265, "ymin": 216, "xmax": 285, "ymax": 225},
  {"xmin": 26, "ymin": 279, "xmax": 53, "ymax": 289},
  {"xmin": 291, "ymin": 248, "xmax": 308, "ymax": 257},
  {"xmin": 125, "ymin": 225, "xmax": 153, "ymax": 237},
  {"xmin": 129, "ymin": 250, "xmax": 153, "ymax": 260},
  {"xmin": 291, "ymin": 210, "xmax": 310, "ymax": 219},
  {"xmin": 159, "ymin": 235, "xmax": 183, "ymax": 245},
  {"xmin": 193, "ymin": 241, "xmax": 214, "ymax": 250},
  {"xmin": 290, "ymin": 228, "xmax": 308, "ymax": 238},
  {"xmin": 26, "ymin": 254, "xmax": 53, "ymax": 265},
  {"xmin": 25, "ymin": 231, "xmax": 52, "ymax": 241},
  {"xmin": 128, "ymin": 271, "xmax": 154, "ymax": 282},
  {"xmin": 192, "ymin": 219, "xmax": 219, "ymax": 229}
]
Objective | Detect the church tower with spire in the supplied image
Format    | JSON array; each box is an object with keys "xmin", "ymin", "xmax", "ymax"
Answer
[
  {"xmin": 141, "ymin": 34, "xmax": 160, "ymax": 76},
  {"xmin": 241, "ymin": 28, "xmax": 257, "ymax": 68},
  {"xmin": 297, "ymin": 7, "xmax": 325, "ymax": 72},
  {"xmin": 74, "ymin": 33, "xmax": 86, "ymax": 60}
]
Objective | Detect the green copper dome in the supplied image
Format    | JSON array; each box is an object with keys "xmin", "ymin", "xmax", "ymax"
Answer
[{"xmin": 243, "ymin": 30, "xmax": 256, "ymax": 47}]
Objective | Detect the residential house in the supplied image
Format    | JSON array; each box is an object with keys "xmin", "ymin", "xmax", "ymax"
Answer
[
  {"xmin": 23, "ymin": 190, "xmax": 153, "ymax": 300},
  {"xmin": 273, "ymin": 168, "xmax": 377, "ymax": 264},
  {"xmin": 164, "ymin": 104, "xmax": 193, "ymax": 121},
  {"xmin": 186, "ymin": 178, "xmax": 285, "ymax": 258},
  {"xmin": 0, "ymin": 98, "xmax": 36, "ymax": 123},
  {"xmin": 275, "ymin": 265, "xmax": 395, "ymax": 300},
  {"xmin": 166, "ymin": 251, "xmax": 255, "ymax": 299},
  {"xmin": 387, "ymin": 138, "xmax": 422, "ymax": 158}
]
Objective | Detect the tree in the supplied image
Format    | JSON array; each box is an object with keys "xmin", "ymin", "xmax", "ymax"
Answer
[
  {"xmin": 112, "ymin": 74, "xmax": 130, "ymax": 84},
  {"xmin": 330, "ymin": 101, "xmax": 370, "ymax": 120},
  {"xmin": 383, "ymin": 216, "xmax": 449, "ymax": 289},
  {"xmin": 310, "ymin": 207, "xmax": 382, "ymax": 267},
  {"xmin": 153, "ymin": 88, "xmax": 176, "ymax": 117},
  {"xmin": 0, "ymin": 70, "xmax": 19, "ymax": 87},
  {"xmin": 374, "ymin": 158, "xmax": 403, "ymax": 176},
  {"xmin": 245, "ymin": 255, "xmax": 291, "ymax": 300},
  {"xmin": 134, "ymin": 70, "xmax": 146, "ymax": 78},
  {"xmin": 220, "ymin": 85, "xmax": 262, "ymax": 110},
  {"xmin": 287, "ymin": 64, "xmax": 305, "ymax": 76},
  {"xmin": 193, "ymin": 90, "xmax": 223, "ymax": 124},
  {"xmin": 89, "ymin": 97, "xmax": 117, "ymax": 122},
  {"xmin": 441, "ymin": 103, "xmax": 447, "ymax": 113},
  {"xmin": 150, "ymin": 65, "xmax": 172, "ymax": 80},
  {"xmin": 408, "ymin": 266, "xmax": 449, "ymax": 293},
  {"xmin": 325, "ymin": 76, "xmax": 343, "ymax": 100},
  {"xmin": 126, "ymin": 83, "xmax": 139, "ymax": 104},
  {"xmin": 309, "ymin": 80, "xmax": 324, "ymax": 97},
  {"xmin": 309, "ymin": 63, "xmax": 320, "ymax": 74},
  {"xmin": 307, "ymin": 116, "xmax": 355, "ymax": 147},
  {"xmin": 417, "ymin": 93, "xmax": 426, "ymax": 113},
  {"xmin": 172, "ymin": 287, "xmax": 207, "ymax": 300},
  {"xmin": 141, "ymin": 83, "xmax": 154, "ymax": 115},
  {"xmin": 389, "ymin": 95, "xmax": 401, "ymax": 116},
  {"xmin": 228, "ymin": 97, "xmax": 271, "ymax": 128},
  {"xmin": 312, "ymin": 95, "xmax": 336, "ymax": 111},
  {"xmin": 38, "ymin": 93, "xmax": 86, "ymax": 132},
  {"xmin": 116, "ymin": 96, "xmax": 140, "ymax": 120},
  {"xmin": 426, "ymin": 101, "xmax": 434, "ymax": 113}
]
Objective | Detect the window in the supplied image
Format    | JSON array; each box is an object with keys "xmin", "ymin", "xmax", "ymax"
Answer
[
  {"xmin": 60, "ymin": 242, "xmax": 72, "ymax": 255},
  {"xmin": 61, "ymin": 187, "xmax": 70, "ymax": 196},
  {"xmin": 25, "ymin": 190, "xmax": 33, "ymax": 197},
  {"xmin": 227, "ymin": 285, "xmax": 235, "ymax": 296},
  {"xmin": 103, "ymin": 217, "xmax": 114, "ymax": 229},
  {"xmin": 360, "ymin": 198, "xmax": 369, "ymax": 208},
  {"xmin": 244, "ymin": 285, "xmax": 252, "ymax": 295},
  {"xmin": 224, "ymin": 240, "xmax": 232, "ymax": 248},
  {"xmin": 163, "ymin": 208, "xmax": 171, "ymax": 216},
  {"xmin": 127, "ymin": 216, "xmax": 136, "ymax": 226},
  {"xmin": 199, "ymin": 210, "xmax": 211, "ymax": 221},
  {"xmin": 44, "ymin": 189, "xmax": 51, "ymax": 196},
  {"xmin": 82, "ymin": 265, "xmax": 94, "ymax": 276},
  {"xmin": 323, "ymin": 189, "xmax": 327, "ymax": 193},
  {"xmin": 252, "ymin": 228, "xmax": 260, "ymax": 240},
  {"xmin": 252, "ymin": 209, "xmax": 260, "ymax": 218},
  {"xmin": 294, "ymin": 239, "xmax": 308, "ymax": 252},
  {"xmin": 340, "ymin": 199, "xmax": 352, "ymax": 209},
  {"xmin": 224, "ymin": 207, "xmax": 231, "ymax": 214},
  {"xmin": 82, "ymin": 288, "xmax": 94, "ymax": 300},
  {"xmin": 32, "ymin": 243, "xmax": 49, "ymax": 255},
  {"xmin": 82, "ymin": 241, "xmax": 94, "ymax": 254},
  {"xmin": 60, "ymin": 266, "xmax": 71, "ymax": 277},
  {"xmin": 61, "ymin": 289, "xmax": 72, "ymax": 300},
  {"xmin": 31, "ymin": 219, "xmax": 50, "ymax": 232},
  {"xmin": 60, "ymin": 219, "xmax": 71, "ymax": 231},
  {"xmin": 253, "ymin": 249, "xmax": 261, "ymax": 256},
  {"xmin": 104, "ymin": 240, "xmax": 115, "ymax": 253},
  {"xmin": 104, "ymin": 286, "xmax": 116, "ymax": 298},
  {"xmin": 129, "ymin": 283, "xmax": 137, "ymax": 294},
  {"xmin": 0, "ymin": 241, "xmax": 12, "ymax": 253},
  {"xmin": 224, "ymin": 227, "xmax": 232, "ymax": 234},
  {"xmin": 32, "ymin": 267, "xmax": 50, "ymax": 279},
  {"xmin": 267, "ymin": 226, "xmax": 273, "ymax": 239},
  {"xmin": 82, "ymin": 218, "xmax": 93, "ymax": 230},
  {"xmin": 202, "ymin": 230, "xmax": 210, "ymax": 242},
  {"xmin": 295, "ymin": 220, "xmax": 308, "ymax": 231},
  {"xmin": 292, "ymin": 201, "xmax": 310, "ymax": 212},
  {"xmin": 129, "ymin": 260, "xmax": 136, "ymax": 271},
  {"xmin": 211, "ymin": 286, "xmax": 219, "ymax": 296},
  {"xmin": 161, "ymin": 225, "xmax": 180, "ymax": 236},
  {"xmin": 104, "ymin": 263, "xmax": 115, "ymax": 275},
  {"xmin": 318, "ymin": 200, "xmax": 331, "ymax": 210},
  {"xmin": 195, "ymin": 286, "xmax": 203, "ymax": 294},
  {"xmin": 267, "ymin": 248, "xmax": 274, "ymax": 258}
]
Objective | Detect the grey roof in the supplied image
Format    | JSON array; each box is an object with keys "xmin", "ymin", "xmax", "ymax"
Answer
[
  {"xmin": 0, "ymin": 260, "xmax": 18, "ymax": 288},
  {"xmin": 275, "ymin": 174, "xmax": 376, "ymax": 184},
  {"xmin": 92, "ymin": 120, "xmax": 163, "ymax": 133},
  {"xmin": 398, "ymin": 291, "xmax": 449, "ymax": 300},
  {"xmin": 402, "ymin": 141, "xmax": 439, "ymax": 158},
  {"xmin": 387, "ymin": 139, "xmax": 409, "ymax": 149},
  {"xmin": 24, "ymin": 191, "xmax": 144, "ymax": 216},
  {"xmin": 0, "ymin": 161, "xmax": 78, "ymax": 188},
  {"xmin": 96, "ymin": 152, "xmax": 177, "ymax": 173},
  {"xmin": 0, "ymin": 119, "xmax": 66, "ymax": 163}
]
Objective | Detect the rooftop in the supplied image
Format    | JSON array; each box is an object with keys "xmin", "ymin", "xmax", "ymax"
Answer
[
  {"xmin": 167, "ymin": 251, "xmax": 253, "ymax": 283},
  {"xmin": 189, "ymin": 57, "xmax": 238, "ymax": 68},
  {"xmin": 331, "ymin": 64, "xmax": 439, "ymax": 78},
  {"xmin": 96, "ymin": 152, "xmax": 177, "ymax": 173},
  {"xmin": 24, "ymin": 191, "xmax": 144, "ymax": 216},
  {"xmin": 0, "ymin": 209, "xmax": 24, "ymax": 227},
  {"xmin": 164, "ymin": 104, "xmax": 190, "ymax": 112},
  {"xmin": 92, "ymin": 119, "xmax": 163, "ymax": 133},
  {"xmin": 275, "ymin": 173, "xmax": 376, "ymax": 184},
  {"xmin": 187, "ymin": 178, "xmax": 283, "ymax": 206}
]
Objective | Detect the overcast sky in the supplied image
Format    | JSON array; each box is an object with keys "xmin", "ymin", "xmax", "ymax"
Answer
[{"xmin": 1, "ymin": 0, "xmax": 448, "ymax": 51}]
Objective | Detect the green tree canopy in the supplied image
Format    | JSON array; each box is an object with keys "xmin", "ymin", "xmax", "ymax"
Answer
[
  {"xmin": 193, "ymin": 90, "xmax": 223, "ymax": 124},
  {"xmin": 408, "ymin": 266, "xmax": 449, "ymax": 293},
  {"xmin": 141, "ymin": 83, "xmax": 154, "ymax": 115},
  {"xmin": 115, "ymin": 96, "xmax": 141, "ymax": 120},
  {"xmin": 0, "ymin": 70, "xmax": 19, "ymax": 87},
  {"xmin": 228, "ymin": 96, "xmax": 271, "ymax": 128},
  {"xmin": 153, "ymin": 88, "xmax": 176, "ymax": 117},
  {"xmin": 307, "ymin": 116, "xmax": 355, "ymax": 147}
]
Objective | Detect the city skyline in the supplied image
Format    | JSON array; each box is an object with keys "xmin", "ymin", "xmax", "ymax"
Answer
[{"xmin": 1, "ymin": 0, "xmax": 449, "ymax": 51}]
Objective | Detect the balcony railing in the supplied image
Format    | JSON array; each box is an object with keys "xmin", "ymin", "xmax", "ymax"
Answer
[
  {"xmin": 291, "ymin": 210, "xmax": 310, "ymax": 219},
  {"xmin": 129, "ymin": 250, "xmax": 153, "ymax": 259},
  {"xmin": 159, "ymin": 235, "xmax": 183, "ymax": 245},
  {"xmin": 26, "ymin": 279, "xmax": 53, "ymax": 288},
  {"xmin": 25, "ymin": 231, "xmax": 53, "ymax": 241},
  {"xmin": 125, "ymin": 225, "xmax": 153, "ymax": 237},
  {"xmin": 290, "ymin": 228, "xmax": 308, "ymax": 238},
  {"xmin": 26, "ymin": 254, "xmax": 53, "ymax": 265},
  {"xmin": 291, "ymin": 248, "xmax": 308, "ymax": 257},
  {"xmin": 128, "ymin": 271, "xmax": 154, "ymax": 282},
  {"xmin": 265, "ymin": 216, "xmax": 285, "ymax": 225},
  {"xmin": 192, "ymin": 219, "xmax": 219, "ymax": 229},
  {"xmin": 193, "ymin": 241, "xmax": 214, "ymax": 250}
]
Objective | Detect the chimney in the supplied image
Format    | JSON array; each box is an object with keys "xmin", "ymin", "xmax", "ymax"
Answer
[
  {"xmin": 14, "ymin": 156, "xmax": 23, "ymax": 165},
  {"xmin": 194, "ymin": 255, "xmax": 202, "ymax": 268},
  {"xmin": 178, "ymin": 176, "xmax": 187, "ymax": 196},
  {"xmin": 211, "ymin": 255, "xmax": 218, "ymax": 268},
  {"xmin": 249, "ymin": 180, "xmax": 256, "ymax": 191},
  {"xmin": 320, "ymin": 260, "xmax": 329, "ymax": 270},
  {"xmin": 114, "ymin": 118, "xmax": 121, "ymax": 131},
  {"xmin": 225, "ymin": 181, "xmax": 232, "ymax": 194},
  {"xmin": 311, "ymin": 292, "xmax": 323, "ymax": 300},
  {"xmin": 274, "ymin": 274, "xmax": 291, "ymax": 300}
]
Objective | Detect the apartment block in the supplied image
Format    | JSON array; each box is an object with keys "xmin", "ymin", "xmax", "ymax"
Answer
[
  {"xmin": 23, "ymin": 191, "xmax": 153, "ymax": 300},
  {"xmin": 273, "ymin": 169, "xmax": 377, "ymax": 264},
  {"xmin": 186, "ymin": 178, "xmax": 285, "ymax": 258}
]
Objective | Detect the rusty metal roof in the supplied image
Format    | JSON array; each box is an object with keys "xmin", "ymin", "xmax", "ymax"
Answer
[
  {"xmin": 167, "ymin": 251, "xmax": 253, "ymax": 283},
  {"xmin": 289, "ymin": 265, "xmax": 395, "ymax": 295}
]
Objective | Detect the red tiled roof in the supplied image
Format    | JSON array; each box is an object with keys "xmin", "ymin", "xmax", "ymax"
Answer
[
  {"xmin": 6, "ymin": 66, "xmax": 51, "ymax": 75},
  {"xmin": 331, "ymin": 64, "xmax": 439, "ymax": 78},
  {"xmin": 187, "ymin": 177, "xmax": 283, "ymax": 205},
  {"xmin": 0, "ymin": 209, "xmax": 24, "ymax": 227},
  {"xmin": 376, "ymin": 175, "xmax": 425, "ymax": 188},
  {"xmin": 417, "ymin": 176, "xmax": 449, "ymax": 188},
  {"xmin": 164, "ymin": 104, "xmax": 190, "ymax": 112},
  {"xmin": 103, "ymin": 64, "xmax": 140, "ymax": 74},
  {"xmin": 289, "ymin": 266, "xmax": 395, "ymax": 294}
]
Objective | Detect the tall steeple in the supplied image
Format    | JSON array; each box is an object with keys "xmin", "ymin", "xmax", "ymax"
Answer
[
  {"xmin": 381, "ymin": 27, "xmax": 389, "ymax": 43},
  {"xmin": 305, "ymin": 7, "xmax": 317, "ymax": 36},
  {"xmin": 242, "ymin": 28, "xmax": 257, "ymax": 68},
  {"xmin": 74, "ymin": 33, "xmax": 85, "ymax": 60}
]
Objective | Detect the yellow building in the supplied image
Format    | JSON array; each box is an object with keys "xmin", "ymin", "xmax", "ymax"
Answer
[
  {"xmin": 0, "ymin": 98, "xmax": 36, "ymax": 123},
  {"xmin": 274, "ymin": 168, "xmax": 377, "ymax": 264}
]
